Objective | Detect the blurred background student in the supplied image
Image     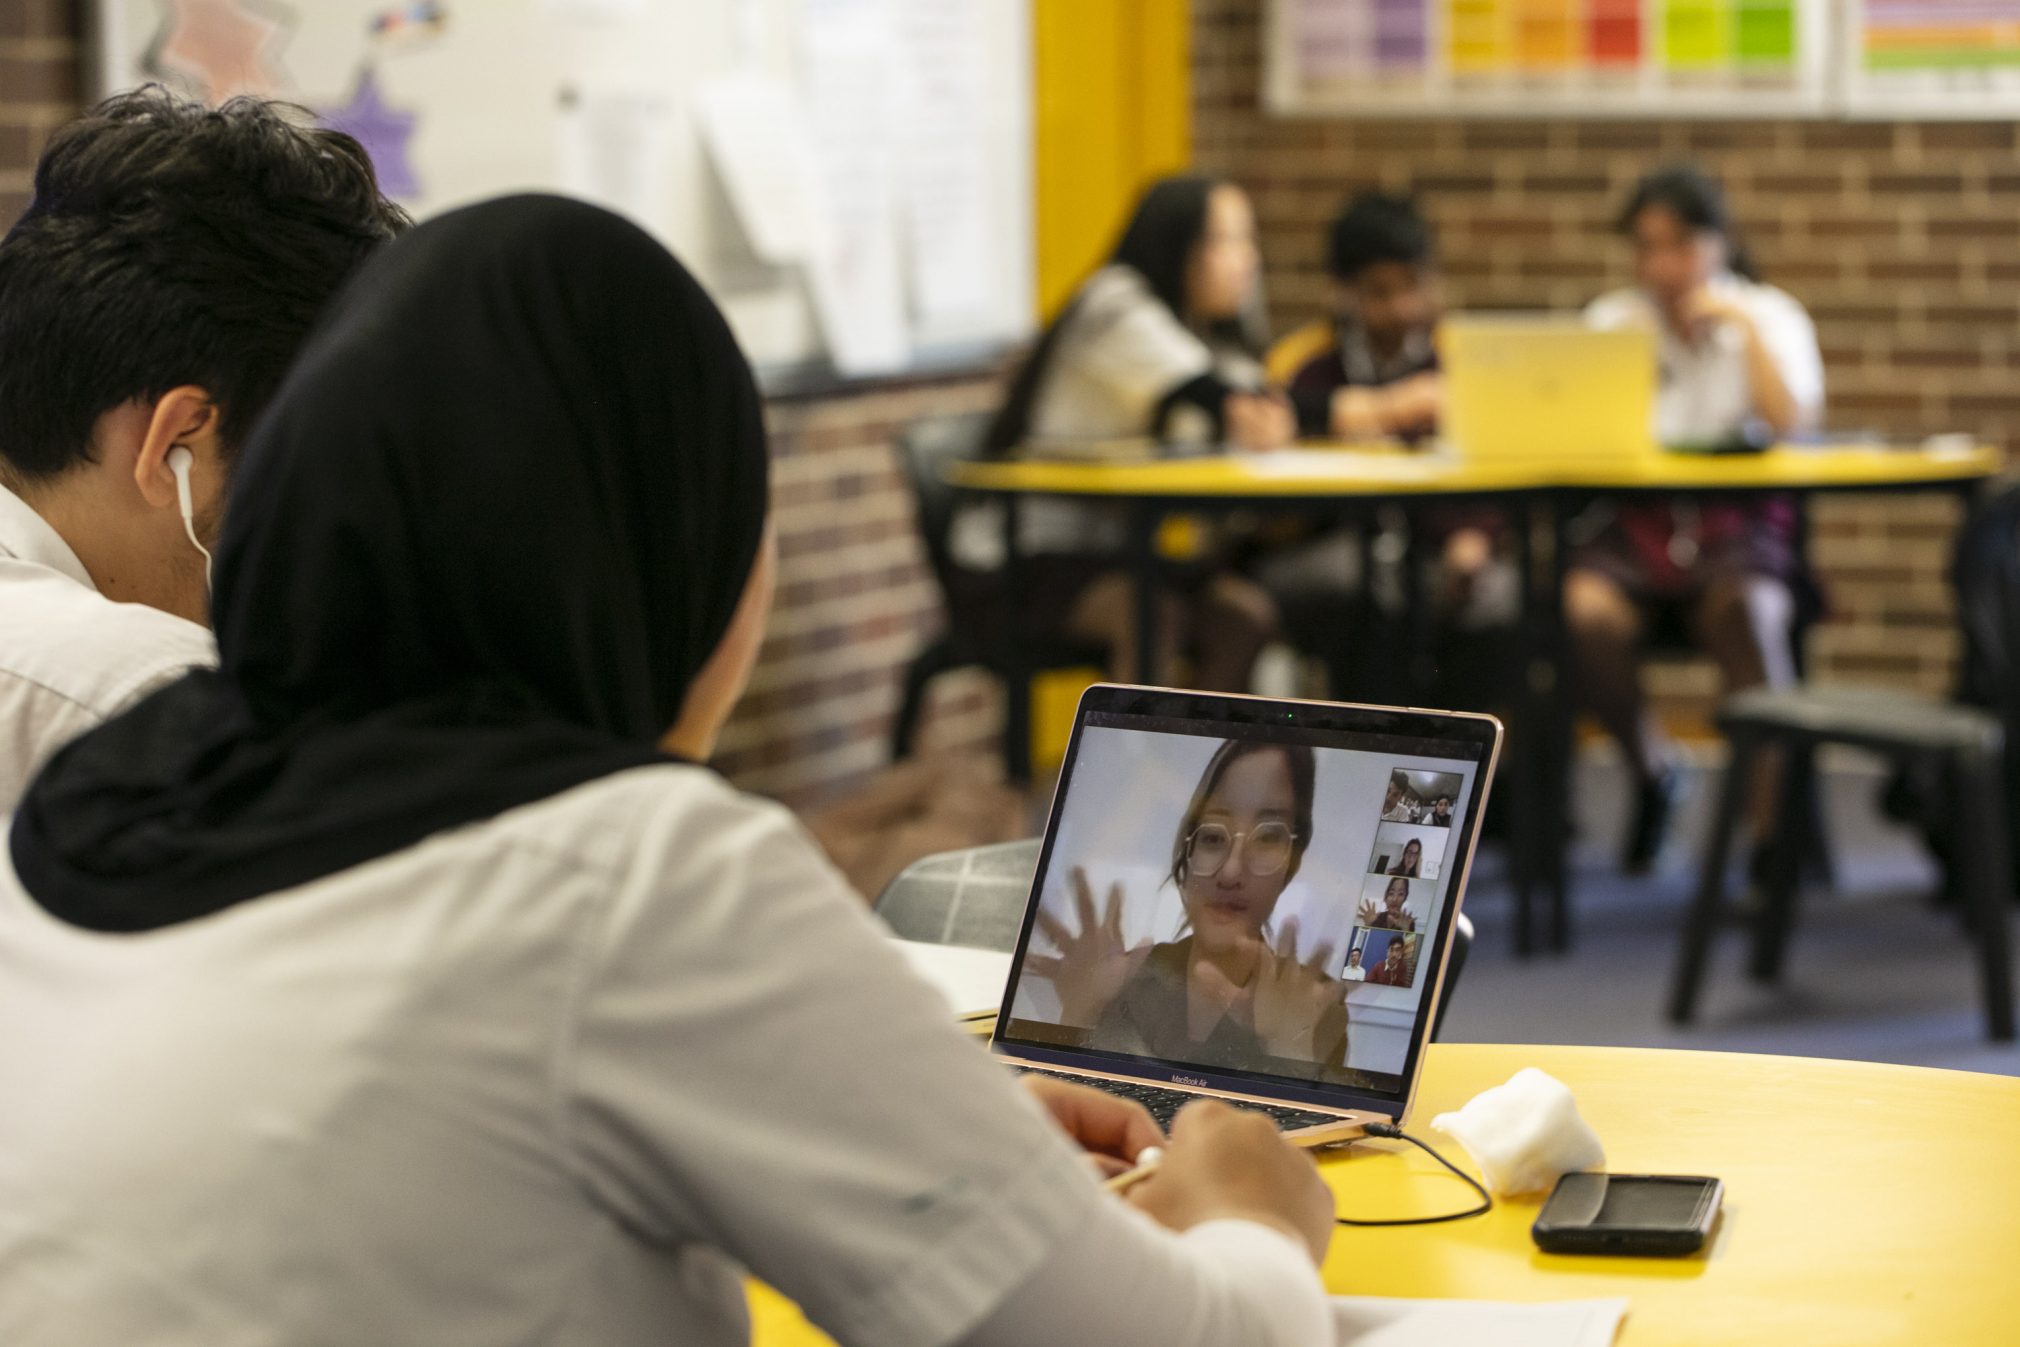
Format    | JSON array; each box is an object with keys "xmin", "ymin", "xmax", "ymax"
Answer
[
  {"xmin": 953, "ymin": 175, "xmax": 1289, "ymax": 691},
  {"xmin": 1574, "ymin": 164, "xmax": 1825, "ymax": 872},
  {"xmin": 1256, "ymin": 192, "xmax": 1514, "ymax": 701}
]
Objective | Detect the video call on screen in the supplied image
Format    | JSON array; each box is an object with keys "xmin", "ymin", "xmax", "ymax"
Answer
[{"xmin": 1004, "ymin": 715, "xmax": 1477, "ymax": 1096}]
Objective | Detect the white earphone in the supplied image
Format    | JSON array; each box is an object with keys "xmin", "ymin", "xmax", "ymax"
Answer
[{"xmin": 167, "ymin": 446, "xmax": 213, "ymax": 586}]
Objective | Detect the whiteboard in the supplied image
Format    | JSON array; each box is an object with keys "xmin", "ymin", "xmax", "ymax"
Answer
[{"xmin": 93, "ymin": 0, "xmax": 1034, "ymax": 385}]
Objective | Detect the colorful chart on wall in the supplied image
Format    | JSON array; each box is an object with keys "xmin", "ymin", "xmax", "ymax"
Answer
[
  {"xmin": 1264, "ymin": 0, "xmax": 1832, "ymax": 116},
  {"xmin": 1843, "ymin": 0, "xmax": 2020, "ymax": 115}
]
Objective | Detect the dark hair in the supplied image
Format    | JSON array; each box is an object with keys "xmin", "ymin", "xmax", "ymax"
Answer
[
  {"xmin": 985, "ymin": 174, "xmax": 1255, "ymax": 457},
  {"xmin": 1327, "ymin": 192, "xmax": 1434, "ymax": 280},
  {"xmin": 0, "ymin": 87, "xmax": 411, "ymax": 481},
  {"xmin": 1168, "ymin": 738, "xmax": 1317, "ymax": 890},
  {"xmin": 1616, "ymin": 163, "xmax": 1757, "ymax": 282}
]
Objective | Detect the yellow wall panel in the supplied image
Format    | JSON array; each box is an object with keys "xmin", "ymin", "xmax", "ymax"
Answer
[{"xmin": 1032, "ymin": 0, "xmax": 1193, "ymax": 320}]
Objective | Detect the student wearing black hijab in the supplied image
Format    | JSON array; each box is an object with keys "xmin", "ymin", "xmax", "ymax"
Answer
[
  {"xmin": 0, "ymin": 196, "xmax": 1335, "ymax": 1346},
  {"xmin": 950, "ymin": 175, "xmax": 1288, "ymax": 692}
]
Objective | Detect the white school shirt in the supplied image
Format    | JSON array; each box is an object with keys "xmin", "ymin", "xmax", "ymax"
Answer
[
  {"xmin": 1586, "ymin": 275, "xmax": 1824, "ymax": 445},
  {"xmin": 0, "ymin": 764, "xmax": 1331, "ymax": 1347},
  {"xmin": 0, "ymin": 484, "xmax": 216, "ymax": 808},
  {"xmin": 950, "ymin": 266, "xmax": 1258, "ymax": 570}
]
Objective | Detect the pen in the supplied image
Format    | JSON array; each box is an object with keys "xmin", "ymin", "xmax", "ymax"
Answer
[{"xmin": 1102, "ymin": 1145, "xmax": 1164, "ymax": 1195}]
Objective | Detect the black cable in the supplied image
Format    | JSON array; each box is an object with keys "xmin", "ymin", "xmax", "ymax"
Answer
[{"xmin": 1334, "ymin": 1122, "xmax": 1493, "ymax": 1228}]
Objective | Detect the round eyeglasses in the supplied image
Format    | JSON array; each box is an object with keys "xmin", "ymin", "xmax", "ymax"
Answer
[{"xmin": 1185, "ymin": 821, "xmax": 1297, "ymax": 878}]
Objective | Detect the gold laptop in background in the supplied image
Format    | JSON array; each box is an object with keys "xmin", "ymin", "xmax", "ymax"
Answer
[{"xmin": 1440, "ymin": 316, "xmax": 1658, "ymax": 466}]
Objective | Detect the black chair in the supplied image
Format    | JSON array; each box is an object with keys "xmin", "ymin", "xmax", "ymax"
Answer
[
  {"xmin": 1671, "ymin": 511, "xmax": 2019, "ymax": 1040},
  {"xmin": 876, "ymin": 839, "xmax": 1476, "ymax": 1042},
  {"xmin": 889, "ymin": 413, "xmax": 1104, "ymax": 781}
]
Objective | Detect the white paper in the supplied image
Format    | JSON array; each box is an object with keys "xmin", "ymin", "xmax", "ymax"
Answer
[
  {"xmin": 554, "ymin": 86, "xmax": 675, "ymax": 244},
  {"xmin": 692, "ymin": 73, "xmax": 823, "ymax": 265},
  {"xmin": 796, "ymin": 0, "xmax": 910, "ymax": 375},
  {"xmin": 891, "ymin": 940, "xmax": 1012, "ymax": 1018},
  {"xmin": 1333, "ymin": 1295, "xmax": 1628, "ymax": 1347},
  {"xmin": 890, "ymin": 0, "xmax": 994, "ymax": 330}
]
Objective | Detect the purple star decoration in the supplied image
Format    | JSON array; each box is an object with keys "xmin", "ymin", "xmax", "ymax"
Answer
[{"xmin": 321, "ymin": 68, "xmax": 419, "ymax": 201}]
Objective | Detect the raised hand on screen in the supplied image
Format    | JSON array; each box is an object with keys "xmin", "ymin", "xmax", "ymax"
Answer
[
  {"xmin": 1024, "ymin": 866, "xmax": 1152, "ymax": 1027},
  {"xmin": 1252, "ymin": 919, "xmax": 1349, "ymax": 1061}
]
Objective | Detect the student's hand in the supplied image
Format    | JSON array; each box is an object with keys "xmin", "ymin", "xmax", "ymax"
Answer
[
  {"xmin": 1126, "ymin": 1098, "xmax": 1336, "ymax": 1265},
  {"xmin": 1021, "ymin": 1075, "xmax": 1163, "ymax": 1178},
  {"xmin": 1355, "ymin": 897, "xmax": 1381, "ymax": 926},
  {"xmin": 1677, "ymin": 286, "xmax": 1753, "ymax": 344},
  {"xmin": 1225, "ymin": 391, "xmax": 1296, "ymax": 451},
  {"xmin": 1380, "ymin": 373, "xmax": 1442, "ymax": 435},
  {"xmin": 1025, "ymin": 867, "xmax": 1153, "ymax": 1027}
]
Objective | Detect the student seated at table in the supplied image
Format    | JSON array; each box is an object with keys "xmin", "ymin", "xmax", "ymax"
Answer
[
  {"xmin": 0, "ymin": 87, "xmax": 408, "ymax": 809},
  {"xmin": 952, "ymin": 175, "xmax": 1289, "ymax": 690},
  {"xmin": 1575, "ymin": 165, "xmax": 1824, "ymax": 870},
  {"xmin": 0, "ymin": 197, "xmax": 1338, "ymax": 1347},
  {"xmin": 1278, "ymin": 192, "xmax": 1441, "ymax": 444},
  {"xmin": 1256, "ymin": 195, "xmax": 1513, "ymax": 696}
]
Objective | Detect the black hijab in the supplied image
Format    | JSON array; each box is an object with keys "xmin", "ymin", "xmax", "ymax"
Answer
[{"xmin": 11, "ymin": 194, "xmax": 770, "ymax": 931}]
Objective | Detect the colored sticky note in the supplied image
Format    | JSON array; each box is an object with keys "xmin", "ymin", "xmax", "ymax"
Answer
[
  {"xmin": 1664, "ymin": 0, "xmax": 1729, "ymax": 69},
  {"xmin": 1735, "ymin": 0, "xmax": 1795, "ymax": 65}
]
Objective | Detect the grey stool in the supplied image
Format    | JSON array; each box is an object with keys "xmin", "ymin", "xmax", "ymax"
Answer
[
  {"xmin": 1670, "ymin": 685, "xmax": 2015, "ymax": 1041},
  {"xmin": 876, "ymin": 839, "xmax": 1476, "ymax": 1041}
]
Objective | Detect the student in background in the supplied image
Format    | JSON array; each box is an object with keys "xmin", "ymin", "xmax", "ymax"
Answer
[
  {"xmin": 954, "ymin": 175, "xmax": 1287, "ymax": 690},
  {"xmin": 0, "ymin": 198, "xmax": 1337, "ymax": 1347},
  {"xmin": 1280, "ymin": 193, "xmax": 1441, "ymax": 444},
  {"xmin": 1258, "ymin": 195, "xmax": 1511, "ymax": 696},
  {"xmin": 1575, "ymin": 165, "xmax": 1824, "ymax": 870},
  {"xmin": 0, "ymin": 88, "xmax": 408, "ymax": 808}
]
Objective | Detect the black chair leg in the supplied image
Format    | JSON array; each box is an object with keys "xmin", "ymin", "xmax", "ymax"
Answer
[
  {"xmin": 1749, "ymin": 740, "xmax": 1815, "ymax": 984},
  {"xmin": 1001, "ymin": 664, "xmax": 1034, "ymax": 785},
  {"xmin": 1671, "ymin": 730, "xmax": 1759, "ymax": 1023},
  {"xmin": 1955, "ymin": 746, "xmax": 2017, "ymax": 1041},
  {"xmin": 891, "ymin": 639, "xmax": 956, "ymax": 761}
]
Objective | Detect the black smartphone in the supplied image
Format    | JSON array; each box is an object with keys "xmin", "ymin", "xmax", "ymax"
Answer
[{"xmin": 1531, "ymin": 1173, "xmax": 1723, "ymax": 1256}]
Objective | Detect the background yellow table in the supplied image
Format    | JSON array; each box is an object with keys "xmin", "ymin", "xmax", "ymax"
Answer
[
  {"xmin": 949, "ymin": 443, "xmax": 2004, "ymax": 954},
  {"xmin": 752, "ymin": 1042, "xmax": 2020, "ymax": 1346}
]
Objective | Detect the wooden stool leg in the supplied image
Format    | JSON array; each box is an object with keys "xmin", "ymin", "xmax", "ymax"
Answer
[
  {"xmin": 1670, "ymin": 729, "xmax": 1760, "ymax": 1024},
  {"xmin": 1956, "ymin": 746, "xmax": 2017, "ymax": 1041},
  {"xmin": 1749, "ymin": 740, "xmax": 1815, "ymax": 984}
]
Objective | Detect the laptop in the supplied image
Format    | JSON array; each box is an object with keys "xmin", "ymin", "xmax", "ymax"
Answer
[
  {"xmin": 990, "ymin": 684, "xmax": 1502, "ymax": 1147},
  {"xmin": 1441, "ymin": 315, "xmax": 1658, "ymax": 466}
]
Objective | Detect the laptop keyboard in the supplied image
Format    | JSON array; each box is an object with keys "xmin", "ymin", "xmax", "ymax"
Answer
[{"xmin": 1013, "ymin": 1066, "xmax": 1349, "ymax": 1133}]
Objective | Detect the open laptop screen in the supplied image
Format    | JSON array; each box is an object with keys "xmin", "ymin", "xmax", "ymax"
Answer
[{"xmin": 994, "ymin": 686, "xmax": 1497, "ymax": 1114}]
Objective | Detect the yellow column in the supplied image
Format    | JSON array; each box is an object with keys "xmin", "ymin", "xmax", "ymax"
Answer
[{"xmin": 1032, "ymin": 0, "xmax": 1192, "ymax": 320}]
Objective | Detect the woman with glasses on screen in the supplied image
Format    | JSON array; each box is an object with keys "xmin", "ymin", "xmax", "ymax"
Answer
[
  {"xmin": 1030, "ymin": 740, "xmax": 1350, "ymax": 1073},
  {"xmin": 1384, "ymin": 838, "xmax": 1422, "ymax": 878}
]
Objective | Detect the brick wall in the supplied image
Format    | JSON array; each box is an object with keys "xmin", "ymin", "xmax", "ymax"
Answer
[
  {"xmin": 1196, "ymin": 0, "xmax": 2016, "ymax": 709},
  {"xmin": 0, "ymin": 0, "xmax": 998, "ymax": 808},
  {"xmin": 0, "ymin": 1, "xmax": 76, "ymax": 224}
]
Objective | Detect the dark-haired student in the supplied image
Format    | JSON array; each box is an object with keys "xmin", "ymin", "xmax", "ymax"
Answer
[
  {"xmin": 1280, "ymin": 193, "xmax": 1442, "ymax": 444},
  {"xmin": 1576, "ymin": 165, "xmax": 1823, "ymax": 870},
  {"xmin": 952, "ymin": 175, "xmax": 1288, "ymax": 691},
  {"xmin": 1261, "ymin": 195, "xmax": 1511, "ymax": 693},
  {"xmin": 0, "ymin": 195, "xmax": 1336, "ymax": 1345},
  {"xmin": 0, "ymin": 87, "xmax": 408, "ymax": 807}
]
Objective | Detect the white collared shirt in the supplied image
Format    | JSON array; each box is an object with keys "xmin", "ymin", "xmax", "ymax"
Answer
[
  {"xmin": 0, "ymin": 484, "xmax": 216, "ymax": 808},
  {"xmin": 0, "ymin": 764, "xmax": 1330, "ymax": 1347},
  {"xmin": 1587, "ymin": 275, "xmax": 1824, "ymax": 445}
]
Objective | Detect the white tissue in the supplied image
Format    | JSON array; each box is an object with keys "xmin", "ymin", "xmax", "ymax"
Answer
[{"xmin": 1430, "ymin": 1067, "xmax": 1604, "ymax": 1197}]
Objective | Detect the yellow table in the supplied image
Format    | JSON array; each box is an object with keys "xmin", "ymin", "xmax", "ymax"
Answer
[
  {"xmin": 949, "ymin": 442, "xmax": 2004, "ymax": 954},
  {"xmin": 946, "ymin": 441, "xmax": 2003, "ymax": 498},
  {"xmin": 752, "ymin": 1043, "xmax": 2020, "ymax": 1346}
]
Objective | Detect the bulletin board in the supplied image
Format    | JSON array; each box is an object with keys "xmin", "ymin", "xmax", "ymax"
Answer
[
  {"xmin": 1262, "ymin": 0, "xmax": 1833, "ymax": 118},
  {"xmin": 89, "ymin": 1, "xmax": 1035, "ymax": 387},
  {"xmin": 1842, "ymin": 0, "xmax": 2020, "ymax": 118},
  {"xmin": 1266, "ymin": 0, "xmax": 2020, "ymax": 119}
]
